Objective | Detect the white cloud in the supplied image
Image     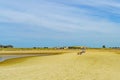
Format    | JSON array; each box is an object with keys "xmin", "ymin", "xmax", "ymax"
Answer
[{"xmin": 0, "ymin": 0, "xmax": 120, "ymax": 34}]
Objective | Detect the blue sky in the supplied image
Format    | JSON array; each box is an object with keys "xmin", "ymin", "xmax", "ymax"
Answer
[{"xmin": 0, "ymin": 0, "xmax": 120, "ymax": 48}]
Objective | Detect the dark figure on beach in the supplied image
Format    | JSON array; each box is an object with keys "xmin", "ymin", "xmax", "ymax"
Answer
[{"xmin": 77, "ymin": 47, "xmax": 86, "ymax": 55}]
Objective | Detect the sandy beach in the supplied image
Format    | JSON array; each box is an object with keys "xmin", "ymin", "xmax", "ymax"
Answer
[{"xmin": 0, "ymin": 49, "xmax": 120, "ymax": 80}]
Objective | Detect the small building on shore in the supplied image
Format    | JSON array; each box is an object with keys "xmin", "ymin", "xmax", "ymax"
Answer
[{"xmin": 68, "ymin": 46, "xmax": 87, "ymax": 49}]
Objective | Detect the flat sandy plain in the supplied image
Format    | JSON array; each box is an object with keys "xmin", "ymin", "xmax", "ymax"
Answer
[{"xmin": 0, "ymin": 49, "xmax": 120, "ymax": 80}]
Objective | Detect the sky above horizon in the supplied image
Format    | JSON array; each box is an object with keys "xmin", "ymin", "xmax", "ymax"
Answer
[{"xmin": 0, "ymin": 0, "xmax": 120, "ymax": 48}]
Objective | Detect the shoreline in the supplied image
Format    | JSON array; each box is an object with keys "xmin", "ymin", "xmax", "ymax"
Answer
[{"xmin": 0, "ymin": 52, "xmax": 64, "ymax": 63}]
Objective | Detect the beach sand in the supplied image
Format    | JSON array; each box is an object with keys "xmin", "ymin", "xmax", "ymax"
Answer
[{"xmin": 0, "ymin": 50, "xmax": 120, "ymax": 80}]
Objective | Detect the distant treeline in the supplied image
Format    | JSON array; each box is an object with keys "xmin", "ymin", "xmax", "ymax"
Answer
[
  {"xmin": 109, "ymin": 47, "xmax": 120, "ymax": 49},
  {"xmin": 0, "ymin": 45, "xmax": 14, "ymax": 48},
  {"xmin": 33, "ymin": 46, "xmax": 87, "ymax": 49}
]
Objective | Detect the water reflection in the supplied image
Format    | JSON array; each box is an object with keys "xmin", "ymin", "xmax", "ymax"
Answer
[
  {"xmin": 0, "ymin": 53, "xmax": 59, "ymax": 62},
  {"xmin": 0, "ymin": 55, "xmax": 37, "ymax": 62}
]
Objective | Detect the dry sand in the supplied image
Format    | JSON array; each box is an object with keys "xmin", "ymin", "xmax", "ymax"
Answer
[{"xmin": 0, "ymin": 50, "xmax": 120, "ymax": 80}]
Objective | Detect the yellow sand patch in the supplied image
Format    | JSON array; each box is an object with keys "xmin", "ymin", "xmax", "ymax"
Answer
[{"xmin": 0, "ymin": 50, "xmax": 120, "ymax": 80}]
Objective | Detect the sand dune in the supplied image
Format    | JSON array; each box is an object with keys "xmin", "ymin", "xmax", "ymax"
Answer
[{"xmin": 0, "ymin": 50, "xmax": 120, "ymax": 80}]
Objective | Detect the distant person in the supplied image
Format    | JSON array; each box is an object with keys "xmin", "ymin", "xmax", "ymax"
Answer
[{"xmin": 77, "ymin": 47, "xmax": 86, "ymax": 55}]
